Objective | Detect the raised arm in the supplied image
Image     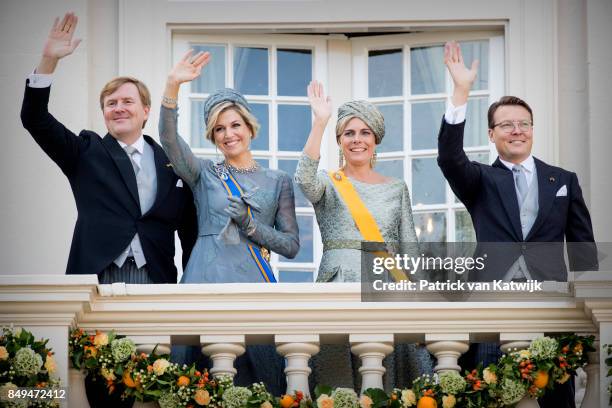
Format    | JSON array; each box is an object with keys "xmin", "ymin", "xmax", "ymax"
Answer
[
  {"xmin": 159, "ymin": 50, "xmax": 211, "ymax": 187},
  {"xmin": 437, "ymin": 41, "xmax": 482, "ymax": 205},
  {"xmin": 303, "ymin": 80, "xmax": 332, "ymax": 160},
  {"xmin": 294, "ymin": 81, "xmax": 332, "ymax": 204},
  {"xmin": 21, "ymin": 12, "xmax": 84, "ymax": 177}
]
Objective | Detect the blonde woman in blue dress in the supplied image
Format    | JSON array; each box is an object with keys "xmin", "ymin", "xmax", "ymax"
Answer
[
  {"xmin": 295, "ymin": 81, "xmax": 433, "ymax": 390},
  {"xmin": 160, "ymin": 50, "xmax": 300, "ymax": 395}
]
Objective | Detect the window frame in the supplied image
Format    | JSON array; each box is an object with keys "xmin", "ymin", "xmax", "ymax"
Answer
[{"xmin": 351, "ymin": 31, "xmax": 505, "ymax": 242}]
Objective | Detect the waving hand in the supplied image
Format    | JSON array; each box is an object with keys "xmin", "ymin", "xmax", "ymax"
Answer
[
  {"xmin": 37, "ymin": 12, "xmax": 82, "ymax": 74},
  {"xmin": 444, "ymin": 41, "xmax": 479, "ymax": 107}
]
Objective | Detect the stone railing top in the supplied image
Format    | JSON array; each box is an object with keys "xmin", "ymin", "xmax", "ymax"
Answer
[{"xmin": 2, "ymin": 273, "xmax": 611, "ymax": 340}]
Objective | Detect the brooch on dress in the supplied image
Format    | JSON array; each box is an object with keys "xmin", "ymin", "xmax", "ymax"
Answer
[{"xmin": 213, "ymin": 162, "xmax": 230, "ymax": 180}]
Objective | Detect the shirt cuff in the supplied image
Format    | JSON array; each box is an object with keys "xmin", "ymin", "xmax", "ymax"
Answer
[
  {"xmin": 27, "ymin": 70, "xmax": 53, "ymax": 88},
  {"xmin": 444, "ymin": 99, "xmax": 467, "ymax": 124}
]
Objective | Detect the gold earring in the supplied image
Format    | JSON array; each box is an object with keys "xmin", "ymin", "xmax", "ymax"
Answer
[
  {"xmin": 370, "ymin": 151, "xmax": 377, "ymax": 168},
  {"xmin": 338, "ymin": 149, "xmax": 344, "ymax": 169}
]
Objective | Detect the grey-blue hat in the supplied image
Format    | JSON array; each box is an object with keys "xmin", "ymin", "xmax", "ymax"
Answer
[
  {"xmin": 203, "ymin": 88, "xmax": 251, "ymax": 126},
  {"xmin": 336, "ymin": 100, "xmax": 385, "ymax": 144}
]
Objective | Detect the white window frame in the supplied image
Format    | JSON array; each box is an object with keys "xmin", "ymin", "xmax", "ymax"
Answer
[
  {"xmin": 172, "ymin": 29, "xmax": 505, "ymax": 280},
  {"xmin": 173, "ymin": 33, "xmax": 329, "ymax": 280},
  {"xmin": 352, "ymin": 31, "xmax": 504, "ymax": 241}
]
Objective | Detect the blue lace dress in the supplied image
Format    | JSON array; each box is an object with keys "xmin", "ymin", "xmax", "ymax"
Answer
[
  {"xmin": 160, "ymin": 105, "xmax": 299, "ymax": 395},
  {"xmin": 159, "ymin": 106, "xmax": 299, "ymax": 282}
]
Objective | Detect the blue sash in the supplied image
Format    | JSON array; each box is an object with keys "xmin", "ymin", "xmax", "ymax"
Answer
[{"xmin": 215, "ymin": 166, "xmax": 276, "ymax": 283}]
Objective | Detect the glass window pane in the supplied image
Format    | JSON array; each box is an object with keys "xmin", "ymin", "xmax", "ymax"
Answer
[
  {"xmin": 277, "ymin": 49, "xmax": 311, "ymax": 97},
  {"xmin": 464, "ymin": 97, "xmax": 489, "ymax": 147},
  {"xmin": 234, "ymin": 47, "xmax": 268, "ymax": 95},
  {"xmin": 455, "ymin": 209, "xmax": 475, "ymax": 242},
  {"xmin": 250, "ymin": 103, "xmax": 269, "ymax": 150},
  {"xmin": 278, "ymin": 104, "xmax": 311, "ymax": 151},
  {"xmin": 190, "ymin": 100, "xmax": 214, "ymax": 148},
  {"xmin": 254, "ymin": 158, "xmax": 269, "ymax": 168},
  {"xmin": 279, "ymin": 270, "xmax": 313, "ymax": 282},
  {"xmin": 192, "ymin": 45, "xmax": 226, "ymax": 94},
  {"xmin": 411, "ymin": 45, "xmax": 445, "ymax": 95},
  {"xmin": 411, "ymin": 101, "xmax": 445, "ymax": 150},
  {"xmin": 377, "ymin": 104, "xmax": 403, "ymax": 153},
  {"xmin": 459, "ymin": 40, "xmax": 489, "ymax": 91},
  {"xmin": 281, "ymin": 215, "xmax": 313, "ymax": 263},
  {"xmin": 368, "ymin": 49, "xmax": 403, "ymax": 97},
  {"xmin": 278, "ymin": 159, "xmax": 310, "ymax": 207},
  {"xmin": 376, "ymin": 159, "xmax": 404, "ymax": 179},
  {"xmin": 412, "ymin": 157, "xmax": 445, "ymax": 205},
  {"xmin": 414, "ymin": 212, "xmax": 447, "ymax": 242}
]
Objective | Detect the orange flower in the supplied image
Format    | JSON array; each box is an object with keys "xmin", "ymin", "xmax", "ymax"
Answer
[
  {"xmin": 84, "ymin": 345, "xmax": 97, "ymax": 357},
  {"xmin": 177, "ymin": 375, "xmax": 190, "ymax": 387},
  {"xmin": 194, "ymin": 389, "xmax": 211, "ymax": 406},
  {"xmin": 280, "ymin": 394, "xmax": 294, "ymax": 408},
  {"xmin": 573, "ymin": 343, "xmax": 583, "ymax": 353},
  {"xmin": 416, "ymin": 396, "xmax": 437, "ymax": 408},
  {"xmin": 122, "ymin": 370, "xmax": 138, "ymax": 388},
  {"xmin": 147, "ymin": 365, "xmax": 154, "ymax": 373},
  {"xmin": 533, "ymin": 370, "xmax": 549, "ymax": 389}
]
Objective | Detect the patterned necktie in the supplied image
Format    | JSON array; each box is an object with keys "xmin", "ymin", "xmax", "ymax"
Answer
[{"xmin": 513, "ymin": 164, "xmax": 528, "ymax": 205}]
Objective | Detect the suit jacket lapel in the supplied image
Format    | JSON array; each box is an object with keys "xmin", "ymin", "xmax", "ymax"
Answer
[
  {"xmin": 492, "ymin": 158, "xmax": 523, "ymax": 241},
  {"xmin": 525, "ymin": 158, "xmax": 560, "ymax": 241},
  {"xmin": 144, "ymin": 135, "xmax": 173, "ymax": 216},
  {"xmin": 102, "ymin": 134, "xmax": 140, "ymax": 208}
]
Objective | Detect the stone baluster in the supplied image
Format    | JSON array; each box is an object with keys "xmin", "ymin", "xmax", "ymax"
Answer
[
  {"xmin": 68, "ymin": 367, "xmax": 89, "ymax": 408},
  {"xmin": 425, "ymin": 334, "xmax": 469, "ymax": 374},
  {"xmin": 499, "ymin": 332, "xmax": 543, "ymax": 354},
  {"xmin": 349, "ymin": 334, "xmax": 394, "ymax": 394},
  {"xmin": 201, "ymin": 335, "xmax": 246, "ymax": 379},
  {"xmin": 130, "ymin": 335, "xmax": 172, "ymax": 356},
  {"xmin": 276, "ymin": 335, "xmax": 320, "ymax": 397},
  {"xmin": 581, "ymin": 339, "xmax": 600, "ymax": 408}
]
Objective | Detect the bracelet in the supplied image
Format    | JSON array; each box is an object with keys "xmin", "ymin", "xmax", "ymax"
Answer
[{"xmin": 162, "ymin": 95, "xmax": 177, "ymax": 105}]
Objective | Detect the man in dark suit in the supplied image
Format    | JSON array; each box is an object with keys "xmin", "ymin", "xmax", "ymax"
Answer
[
  {"xmin": 438, "ymin": 41, "xmax": 597, "ymax": 408},
  {"xmin": 21, "ymin": 12, "xmax": 196, "ymax": 284}
]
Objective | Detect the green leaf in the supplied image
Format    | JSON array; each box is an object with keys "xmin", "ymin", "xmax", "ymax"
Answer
[
  {"xmin": 363, "ymin": 387, "xmax": 388, "ymax": 406},
  {"xmin": 314, "ymin": 385, "xmax": 332, "ymax": 398}
]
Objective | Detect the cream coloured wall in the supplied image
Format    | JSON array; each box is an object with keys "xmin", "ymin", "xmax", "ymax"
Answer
[
  {"xmin": 0, "ymin": 0, "xmax": 91, "ymax": 275},
  {"xmin": 1, "ymin": 0, "xmax": 610, "ymax": 276}
]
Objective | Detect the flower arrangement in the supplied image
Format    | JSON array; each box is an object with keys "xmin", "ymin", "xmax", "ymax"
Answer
[
  {"xmin": 0, "ymin": 326, "xmax": 61, "ymax": 408},
  {"xmin": 349, "ymin": 334, "xmax": 593, "ymax": 408},
  {"xmin": 66, "ymin": 328, "xmax": 595, "ymax": 408}
]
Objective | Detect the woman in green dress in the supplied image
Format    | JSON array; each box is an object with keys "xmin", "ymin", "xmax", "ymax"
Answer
[{"xmin": 295, "ymin": 81, "xmax": 433, "ymax": 390}]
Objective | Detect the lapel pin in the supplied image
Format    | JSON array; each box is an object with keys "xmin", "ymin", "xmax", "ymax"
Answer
[
  {"xmin": 549, "ymin": 176, "xmax": 555, "ymax": 183},
  {"xmin": 166, "ymin": 163, "xmax": 173, "ymax": 168}
]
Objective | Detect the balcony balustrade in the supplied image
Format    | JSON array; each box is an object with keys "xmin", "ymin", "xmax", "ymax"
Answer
[{"xmin": 0, "ymin": 272, "xmax": 611, "ymax": 407}]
